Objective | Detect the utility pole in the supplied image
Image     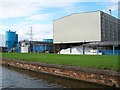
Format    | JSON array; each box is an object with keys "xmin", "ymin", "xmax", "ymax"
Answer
[{"xmin": 30, "ymin": 27, "xmax": 33, "ymax": 41}]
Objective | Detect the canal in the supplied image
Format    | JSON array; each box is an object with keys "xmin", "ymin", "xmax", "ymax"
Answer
[{"xmin": 1, "ymin": 65, "xmax": 110, "ymax": 89}]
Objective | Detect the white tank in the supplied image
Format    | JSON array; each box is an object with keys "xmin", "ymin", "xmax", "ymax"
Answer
[{"xmin": 21, "ymin": 42, "xmax": 30, "ymax": 53}]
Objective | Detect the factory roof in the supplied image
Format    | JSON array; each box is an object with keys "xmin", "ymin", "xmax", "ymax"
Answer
[
  {"xmin": 83, "ymin": 41, "xmax": 120, "ymax": 47},
  {"xmin": 53, "ymin": 10, "xmax": 119, "ymax": 21}
]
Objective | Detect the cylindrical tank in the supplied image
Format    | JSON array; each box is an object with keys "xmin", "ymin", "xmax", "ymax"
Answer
[
  {"xmin": 21, "ymin": 42, "xmax": 30, "ymax": 53},
  {"xmin": 6, "ymin": 30, "xmax": 18, "ymax": 50}
]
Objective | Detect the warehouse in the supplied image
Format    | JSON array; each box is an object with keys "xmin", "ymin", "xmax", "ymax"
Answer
[
  {"xmin": 53, "ymin": 10, "xmax": 120, "ymax": 55},
  {"xmin": 20, "ymin": 39, "xmax": 54, "ymax": 53}
]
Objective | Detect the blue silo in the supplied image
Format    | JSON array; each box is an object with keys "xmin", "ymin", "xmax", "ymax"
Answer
[{"xmin": 6, "ymin": 30, "xmax": 18, "ymax": 50}]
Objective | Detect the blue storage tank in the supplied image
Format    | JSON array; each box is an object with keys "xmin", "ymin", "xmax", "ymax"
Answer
[{"xmin": 6, "ymin": 30, "xmax": 18, "ymax": 50}]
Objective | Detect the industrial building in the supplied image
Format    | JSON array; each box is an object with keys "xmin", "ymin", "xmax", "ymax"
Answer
[
  {"xmin": 53, "ymin": 10, "xmax": 120, "ymax": 55},
  {"xmin": 4, "ymin": 10, "xmax": 120, "ymax": 55},
  {"xmin": 20, "ymin": 39, "xmax": 54, "ymax": 53},
  {"xmin": 5, "ymin": 30, "xmax": 55, "ymax": 53},
  {"xmin": 5, "ymin": 30, "xmax": 58, "ymax": 53}
]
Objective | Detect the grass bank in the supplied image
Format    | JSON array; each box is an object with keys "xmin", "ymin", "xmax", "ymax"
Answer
[{"xmin": 2, "ymin": 53, "xmax": 119, "ymax": 70}]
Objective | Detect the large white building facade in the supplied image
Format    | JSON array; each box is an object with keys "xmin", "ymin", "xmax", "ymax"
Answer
[
  {"xmin": 54, "ymin": 11, "xmax": 119, "ymax": 43},
  {"xmin": 53, "ymin": 11, "xmax": 120, "ymax": 55}
]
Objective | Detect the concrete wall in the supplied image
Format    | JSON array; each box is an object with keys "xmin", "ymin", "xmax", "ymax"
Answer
[{"xmin": 53, "ymin": 11, "xmax": 101, "ymax": 44}]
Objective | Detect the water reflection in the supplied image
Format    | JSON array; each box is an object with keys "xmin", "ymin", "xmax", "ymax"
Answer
[
  {"xmin": 2, "ymin": 65, "xmax": 110, "ymax": 88},
  {"xmin": 2, "ymin": 65, "xmax": 63, "ymax": 88}
]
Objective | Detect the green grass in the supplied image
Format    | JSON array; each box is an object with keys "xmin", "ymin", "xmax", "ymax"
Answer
[{"xmin": 2, "ymin": 53, "xmax": 119, "ymax": 70}]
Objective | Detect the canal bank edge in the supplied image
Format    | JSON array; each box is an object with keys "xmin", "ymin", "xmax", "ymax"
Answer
[{"xmin": 1, "ymin": 58, "xmax": 120, "ymax": 88}]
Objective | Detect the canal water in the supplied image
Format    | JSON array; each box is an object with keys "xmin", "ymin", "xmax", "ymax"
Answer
[{"xmin": 1, "ymin": 65, "xmax": 110, "ymax": 89}]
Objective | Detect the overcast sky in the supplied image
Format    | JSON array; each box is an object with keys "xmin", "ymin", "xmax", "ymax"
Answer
[{"xmin": 0, "ymin": 0, "xmax": 119, "ymax": 46}]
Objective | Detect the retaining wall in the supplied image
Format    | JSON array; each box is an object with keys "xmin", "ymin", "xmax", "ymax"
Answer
[{"xmin": 1, "ymin": 58, "xmax": 120, "ymax": 87}]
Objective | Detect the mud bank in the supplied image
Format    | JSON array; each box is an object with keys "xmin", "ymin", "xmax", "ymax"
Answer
[{"xmin": 1, "ymin": 58, "xmax": 120, "ymax": 87}]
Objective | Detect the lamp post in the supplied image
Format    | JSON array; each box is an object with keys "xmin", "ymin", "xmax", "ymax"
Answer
[{"xmin": 112, "ymin": 45, "xmax": 117, "ymax": 55}]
